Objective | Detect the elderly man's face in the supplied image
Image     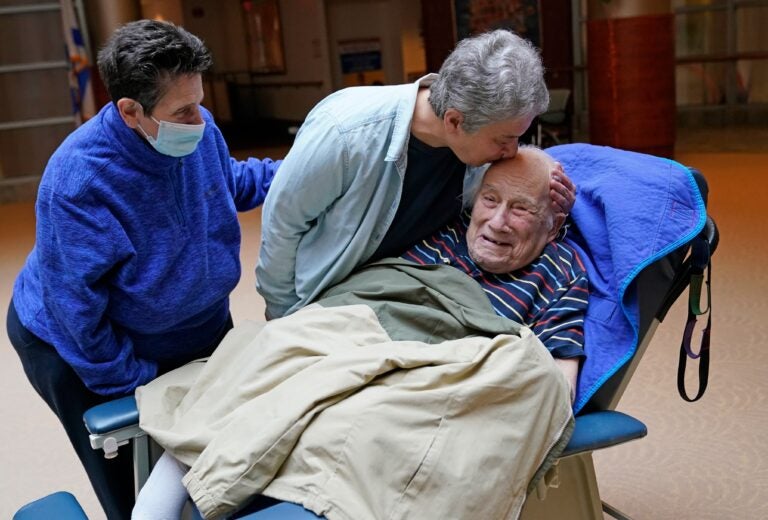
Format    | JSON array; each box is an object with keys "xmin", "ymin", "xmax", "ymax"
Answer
[{"xmin": 466, "ymin": 151, "xmax": 559, "ymax": 273}]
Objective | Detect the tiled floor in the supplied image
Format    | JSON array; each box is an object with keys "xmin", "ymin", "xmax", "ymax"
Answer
[{"xmin": 1, "ymin": 127, "xmax": 766, "ymax": 518}]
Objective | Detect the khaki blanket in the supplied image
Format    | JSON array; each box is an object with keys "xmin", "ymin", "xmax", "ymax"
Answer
[{"xmin": 137, "ymin": 260, "xmax": 574, "ymax": 520}]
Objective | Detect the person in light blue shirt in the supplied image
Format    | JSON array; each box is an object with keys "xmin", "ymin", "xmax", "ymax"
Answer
[
  {"xmin": 257, "ymin": 29, "xmax": 575, "ymax": 320},
  {"xmin": 6, "ymin": 20, "xmax": 279, "ymax": 519}
]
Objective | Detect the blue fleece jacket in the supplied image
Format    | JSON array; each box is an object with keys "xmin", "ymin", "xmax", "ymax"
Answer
[{"xmin": 12, "ymin": 103, "xmax": 280, "ymax": 396}]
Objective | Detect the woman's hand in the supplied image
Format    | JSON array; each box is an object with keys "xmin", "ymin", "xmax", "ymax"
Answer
[{"xmin": 549, "ymin": 162, "xmax": 576, "ymax": 217}]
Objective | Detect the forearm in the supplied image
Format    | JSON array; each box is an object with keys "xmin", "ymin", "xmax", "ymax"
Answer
[
  {"xmin": 229, "ymin": 156, "xmax": 282, "ymax": 210},
  {"xmin": 554, "ymin": 357, "xmax": 579, "ymax": 403},
  {"xmin": 255, "ymin": 229, "xmax": 300, "ymax": 319}
]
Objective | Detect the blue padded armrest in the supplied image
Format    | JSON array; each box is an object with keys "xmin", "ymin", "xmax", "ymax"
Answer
[
  {"xmin": 13, "ymin": 491, "xmax": 88, "ymax": 520},
  {"xmin": 561, "ymin": 410, "xmax": 647, "ymax": 458},
  {"xmin": 83, "ymin": 395, "xmax": 139, "ymax": 435},
  {"xmin": 238, "ymin": 502, "xmax": 323, "ymax": 519}
]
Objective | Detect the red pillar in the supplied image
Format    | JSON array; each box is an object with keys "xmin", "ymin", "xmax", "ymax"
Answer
[{"xmin": 587, "ymin": 1, "xmax": 676, "ymax": 157}]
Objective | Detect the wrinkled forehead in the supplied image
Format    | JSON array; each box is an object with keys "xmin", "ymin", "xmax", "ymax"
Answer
[{"xmin": 482, "ymin": 150, "xmax": 553, "ymax": 202}]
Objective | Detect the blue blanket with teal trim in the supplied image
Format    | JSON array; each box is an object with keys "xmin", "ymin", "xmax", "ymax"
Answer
[{"xmin": 548, "ymin": 144, "xmax": 707, "ymax": 414}]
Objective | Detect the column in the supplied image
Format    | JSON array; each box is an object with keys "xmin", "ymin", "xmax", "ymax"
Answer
[{"xmin": 586, "ymin": 0, "xmax": 675, "ymax": 157}]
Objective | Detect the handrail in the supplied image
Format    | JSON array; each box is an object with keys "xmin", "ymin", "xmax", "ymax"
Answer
[
  {"xmin": 207, "ymin": 71, "xmax": 323, "ymax": 89},
  {"xmin": 0, "ymin": 3, "xmax": 60, "ymax": 15},
  {"xmin": 228, "ymin": 80, "xmax": 325, "ymax": 89},
  {"xmin": 0, "ymin": 116, "xmax": 75, "ymax": 132},
  {"xmin": 676, "ymin": 51, "xmax": 768, "ymax": 64},
  {"xmin": 0, "ymin": 61, "xmax": 68, "ymax": 74}
]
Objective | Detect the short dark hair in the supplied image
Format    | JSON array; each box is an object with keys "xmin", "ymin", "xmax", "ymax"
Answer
[{"xmin": 97, "ymin": 19, "xmax": 212, "ymax": 114}]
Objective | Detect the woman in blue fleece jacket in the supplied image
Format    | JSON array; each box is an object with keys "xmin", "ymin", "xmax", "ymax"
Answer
[{"xmin": 5, "ymin": 20, "xmax": 279, "ymax": 519}]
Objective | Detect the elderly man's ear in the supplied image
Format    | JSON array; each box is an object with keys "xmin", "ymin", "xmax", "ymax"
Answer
[{"xmin": 548, "ymin": 213, "xmax": 566, "ymax": 242}]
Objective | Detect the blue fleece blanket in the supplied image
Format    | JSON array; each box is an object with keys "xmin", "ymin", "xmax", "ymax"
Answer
[{"xmin": 547, "ymin": 144, "xmax": 707, "ymax": 414}]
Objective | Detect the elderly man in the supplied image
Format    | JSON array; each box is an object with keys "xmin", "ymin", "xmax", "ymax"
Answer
[
  {"xmin": 401, "ymin": 145, "xmax": 588, "ymax": 395},
  {"xmin": 133, "ymin": 147, "xmax": 587, "ymax": 520}
]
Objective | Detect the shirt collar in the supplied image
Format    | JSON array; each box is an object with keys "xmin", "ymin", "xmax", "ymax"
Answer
[{"xmin": 385, "ymin": 73, "xmax": 440, "ymax": 165}]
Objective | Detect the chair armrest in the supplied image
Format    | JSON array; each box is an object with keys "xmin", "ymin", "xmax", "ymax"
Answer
[
  {"xmin": 84, "ymin": 395, "xmax": 139, "ymax": 434},
  {"xmin": 13, "ymin": 491, "xmax": 88, "ymax": 520},
  {"xmin": 560, "ymin": 410, "xmax": 647, "ymax": 458},
  {"xmin": 83, "ymin": 395, "xmax": 144, "ymax": 459},
  {"xmin": 83, "ymin": 395, "xmax": 139, "ymax": 434},
  {"xmin": 237, "ymin": 502, "xmax": 323, "ymax": 519}
]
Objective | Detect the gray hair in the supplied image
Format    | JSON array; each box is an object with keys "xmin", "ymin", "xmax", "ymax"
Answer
[
  {"xmin": 97, "ymin": 19, "xmax": 212, "ymax": 114},
  {"xmin": 463, "ymin": 144, "xmax": 555, "ymax": 215},
  {"xmin": 429, "ymin": 30, "xmax": 549, "ymax": 133}
]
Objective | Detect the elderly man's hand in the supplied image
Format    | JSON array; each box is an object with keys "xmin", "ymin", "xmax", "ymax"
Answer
[
  {"xmin": 554, "ymin": 357, "xmax": 579, "ymax": 404},
  {"xmin": 549, "ymin": 162, "xmax": 576, "ymax": 216}
]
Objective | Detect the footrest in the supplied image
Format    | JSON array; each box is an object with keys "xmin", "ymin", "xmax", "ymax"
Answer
[{"xmin": 561, "ymin": 410, "xmax": 647, "ymax": 457}]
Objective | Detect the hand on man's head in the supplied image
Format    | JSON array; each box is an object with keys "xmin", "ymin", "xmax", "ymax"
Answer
[{"xmin": 549, "ymin": 162, "xmax": 577, "ymax": 217}]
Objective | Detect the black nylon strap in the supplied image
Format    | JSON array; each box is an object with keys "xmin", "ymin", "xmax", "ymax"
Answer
[{"xmin": 677, "ymin": 251, "xmax": 712, "ymax": 402}]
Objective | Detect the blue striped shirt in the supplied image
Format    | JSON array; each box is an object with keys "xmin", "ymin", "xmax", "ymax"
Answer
[{"xmin": 401, "ymin": 213, "xmax": 589, "ymax": 359}]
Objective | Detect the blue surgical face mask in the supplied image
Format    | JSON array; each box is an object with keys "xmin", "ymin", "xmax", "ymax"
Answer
[{"xmin": 138, "ymin": 116, "xmax": 206, "ymax": 157}]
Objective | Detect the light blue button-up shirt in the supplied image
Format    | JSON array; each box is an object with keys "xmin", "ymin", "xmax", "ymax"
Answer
[{"xmin": 257, "ymin": 75, "xmax": 484, "ymax": 318}]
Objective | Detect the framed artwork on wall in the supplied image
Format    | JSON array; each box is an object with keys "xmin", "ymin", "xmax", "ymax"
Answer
[
  {"xmin": 337, "ymin": 38, "xmax": 385, "ymax": 87},
  {"xmin": 454, "ymin": 0, "xmax": 541, "ymax": 48},
  {"xmin": 241, "ymin": 0, "xmax": 286, "ymax": 73}
]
